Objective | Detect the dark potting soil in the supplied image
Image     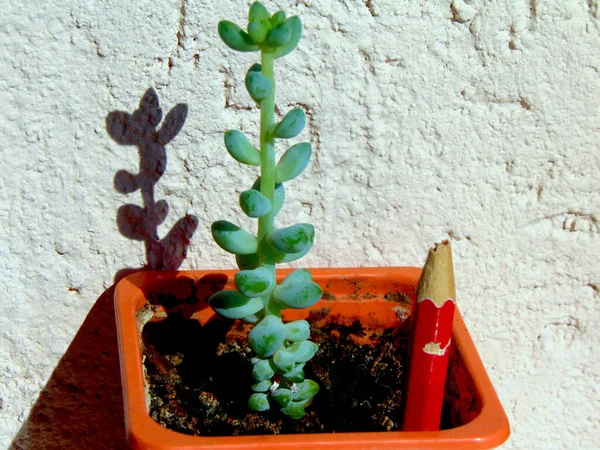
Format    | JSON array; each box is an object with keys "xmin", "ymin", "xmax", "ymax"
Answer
[{"xmin": 142, "ymin": 310, "xmax": 409, "ymax": 436}]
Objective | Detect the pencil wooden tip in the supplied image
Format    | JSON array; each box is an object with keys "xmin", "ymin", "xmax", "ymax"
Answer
[{"xmin": 417, "ymin": 241, "xmax": 456, "ymax": 307}]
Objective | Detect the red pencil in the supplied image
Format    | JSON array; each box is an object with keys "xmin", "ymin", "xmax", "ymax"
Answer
[{"xmin": 403, "ymin": 241, "xmax": 457, "ymax": 431}]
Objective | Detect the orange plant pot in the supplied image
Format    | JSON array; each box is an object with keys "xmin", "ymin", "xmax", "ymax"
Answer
[{"xmin": 114, "ymin": 267, "xmax": 509, "ymax": 449}]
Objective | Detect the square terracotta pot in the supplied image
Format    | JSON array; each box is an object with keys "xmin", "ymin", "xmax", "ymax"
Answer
[{"xmin": 114, "ymin": 267, "xmax": 509, "ymax": 449}]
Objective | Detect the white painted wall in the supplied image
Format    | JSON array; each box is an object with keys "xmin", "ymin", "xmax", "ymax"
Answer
[{"xmin": 1, "ymin": 1, "xmax": 599, "ymax": 448}]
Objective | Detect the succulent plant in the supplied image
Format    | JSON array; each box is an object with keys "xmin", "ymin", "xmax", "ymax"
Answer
[{"xmin": 208, "ymin": 2, "xmax": 320, "ymax": 419}]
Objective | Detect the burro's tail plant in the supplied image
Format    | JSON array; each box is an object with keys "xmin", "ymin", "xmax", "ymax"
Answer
[{"xmin": 208, "ymin": 2, "xmax": 320, "ymax": 419}]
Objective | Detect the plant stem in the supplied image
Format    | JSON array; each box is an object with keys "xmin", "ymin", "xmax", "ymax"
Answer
[
  {"xmin": 258, "ymin": 51, "xmax": 278, "ymax": 316},
  {"xmin": 258, "ymin": 51, "xmax": 276, "ymax": 242}
]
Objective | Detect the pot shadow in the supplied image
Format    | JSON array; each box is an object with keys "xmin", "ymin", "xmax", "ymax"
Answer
[
  {"xmin": 10, "ymin": 88, "xmax": 199, "ymax": 449},
  {"xmin": 10, "ymin": 286, "xmax": 128, "ymax": 450}
]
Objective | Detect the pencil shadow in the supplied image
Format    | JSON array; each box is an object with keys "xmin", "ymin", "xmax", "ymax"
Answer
[{"xmin": 10, "ymin": 88, "xmax": 199, "ymax": 449}]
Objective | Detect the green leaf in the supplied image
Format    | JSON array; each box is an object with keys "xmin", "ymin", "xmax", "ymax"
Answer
[
  {"xmin": 247, "ymin": 62, "xmax": 261, "ymax": 73},
  {"xmin": 272, "ymin": 16, "xmax": 302, "ymax": 59},
  {"xmin": 212, "ymin": 220, "xmax": 258, "ymax": 255},
  {"xmin": 284, "ymin": 320, "xmax": 311, "ymax": 342},
  {"xmin": 272, "ymin": 108, "xmax": 306, "ymax": 139},
  {"xmin": 248, "ymin": 393, "xmax": 270, "ymax": 411},
  {"xmin": 292, "ymin": 379, "xmax": 319, "ymax": 402},
  {"xmin": 242, "ymin": 313, "xmax": 262, "ymax": 324},
  {"xmin": 286, "ymin": 340, "xmax": 319, "ymax": 363},
  {"xmin": 281, "ymin": 363, "xmax": 305, "ymax": 383},
  {"xmin": 281, "ymin": 269, "xmax": 312, "ymax": 285},
  {"xmin": 218, "ymin": 21, "xmax": 259, "ymax": 52},
  {"xmin": 208, "ymin": 290, "xmax": 263, "ymax": 319},
  {"xmin": 240, "ymin": 189, "xmax": 271, "ymax": 218},
  {"xmin": 249, "ymin": 2, "xmax": 270, "ymax": 22},
  {"xmin": 270, "ymin": 388, "xmax": 293, "ymax": 408},
  {"xmin": 286, "ymin": 370, "xmax": 305, "ymax": 383},
  {"xmin": 281, "ymin": 401, "xmax": 305, "ymax": 419},
  {"xmin": 248, "ymin": 315, "xmax": 286, "ymax": 357},
  {"xmin": 251, "ymin": 380, "xmax": 272, "ymax": 392},
  {"xmin": 252, "ymin": 359, "xmax": 275, "ymax": 381},
  {"xmin": 275, "ymin": 142, "xmax": 311, "ymax": 183},
  {"xmin": 266, "ymin": 22, "xmax": 291, "ymax": 47},
  {"xmin": 273, "ymin": 280, "xmax": 322, "ymax": 309},
  {"xmin": 234, "ymin": 266, "xmax": 274, "ymax": 297},
  {"xmin": 272, "ymin": 349, "xmax": 295, "ymax": 373},
  {"xmin": 293, "ymin": 397, "xmax": 313, "ymax": 407},
  {"xmin": 245, "ymin": 64, "xmax": 273, "ymax": 102},
  {"xmin": 252, "ymin": 177, "xmax": 285, "ymax": 216},
  {"xmin": 224, "ymin": 130, "xmax": 260, "ymax": 166},
  {"xmin": 267, "ymin": 223, "xmax": 314, "ymax": 254},
  {"xmin": 236, "ymin": 253, "xmax": 260, "ymax": 270},
  {"xmin": 248, "ymin": 20, "xmax": 268, "ymax": 44},
  {"xmin": 270, "ymin": 11, "xmax": 286, "ymax": 27},
  {"xmin": 277, "ymin": 240, "xmax": 313, "ymax": 263}
]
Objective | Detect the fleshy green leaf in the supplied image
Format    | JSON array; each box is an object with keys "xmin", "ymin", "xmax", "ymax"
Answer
[
  {"xmin": 218, "ymin": 21, "xmax": 259, "ymax": 52},
  {"xmin": 224, "ymin": 130, "xmax": 260, "ymax": 166},
  {"xmin": 252, "ymin": 359, "xmax": 275, "ymax": 381},
  {"xmin": 272, "ymin": 108, "xmax": 306, "ymax": 139},
  {"xmin": 248, "ymin": 20, "xmax": 268, "ymax": 44},
  {"xmin": 292, "ymin": 379, "xmax": 319, "ymax": 402},
  {"xmin": 277, "ymin": 240, "xmax": 313, "ymax": 263},
  {"xmin": 286, "ymin": 340, "xmax": 319, "ymax": 363},
  {"xmin": 249, "ymin": 2, "xmax": 270, "ymax": 22},
  {"xmin": 272, "ymin": 349, "xmax": 295, "ymax": 373},
  {"xmin": 252, "ymin": 177, "xmax": 285, "ymax": 216},
  {"xmin": 272, "ymin": 16, "xmax": 302, "ymax": 59},
  {"xmin": 234, "ymin": 266, "xmax": 274, "ymax": 297},
  {"xmin": 266, "ymin": 22, "xmax": 291, "ymax": 47},
  {"xmin": 248, "ymin": 393, "xmax": 270, "ymax": 411},
  {"xmin": 251, "ymin": 380, "xmax": 272, "ymax": 392},
  {"xmin": 275, "ymin": 142, "xmax": 311, "ymax": 183},
  {"xmin": 270, "ymin": 11, "xmax": 286, "ymax": 26},
  {"xmin": 281, "ymin": 363, "xmax": 305, "ymax": 383},
  {"xmin": 248, "ymin": 315, "xmax": 286, "ymax": 357},
  {"xmin": 270, "ymin": 388, "xmax": 293, "ymax": 408},
  {"xmin": 293, "ymin": 397, "xmax": 313, "ymax": 407},
  {"xmin": 267, "ymin": 223, "xmax": 314, "ymax": 254},
  {"xmin": 212, "ymin": 220, "xmax": 258, "ymax": 255},
  {"xmin": 236, "ymin": 253, "xmax": 261, "ymax": 270},
  {"xmin": 245, "ymin": 64, "xmax": 273, "ymax": 102},
  {"xmin": 242, "ymin": 313, "xmax": 262, "ymax": 324},
  {"xmin": 281, "ymin": 401, "xmax": 305, "ymax": 419},
  {"xmin": 284, "ymin": 320, "xmax": 311, "ymax": 342},
  {"xmin": 247, "ymin": 62, "xmax": 261, "ymax": 74},
  {"xmin": 240, "ymin": 189, "xmax": 271, "ymax": 218},
  {"xmin": 281, "ymin": 269, "xmax": 312, "ymax": 285},
  {"xmin": 208, "ymin": 290, "xmax": 263, "ymax": 319},
  {"xmin": 286, "ymin": 370, "xmax": 305, "ymax": 383},
  {"xmin": 273, "ymin": 280, "xmax": 322, "ymax": 309}
]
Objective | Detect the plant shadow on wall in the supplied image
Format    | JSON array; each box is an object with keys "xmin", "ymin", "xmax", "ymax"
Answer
[
  {"xmin": 9, "ymin": 88, "xmax": 197, "ymax": 450},
  {"xmin": 107, "ymin": 87, "xmax": 198, "ymax": 282}
]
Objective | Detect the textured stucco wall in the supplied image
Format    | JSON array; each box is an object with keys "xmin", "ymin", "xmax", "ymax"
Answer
[{"xmin": 1, "ymin": 1, "xmax": 599, "ymax": 448}]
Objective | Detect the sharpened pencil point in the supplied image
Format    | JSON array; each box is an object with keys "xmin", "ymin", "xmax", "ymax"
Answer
[{"xmin": 417, "ymin": 241, "xmax": 456, "ymax": 307}]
